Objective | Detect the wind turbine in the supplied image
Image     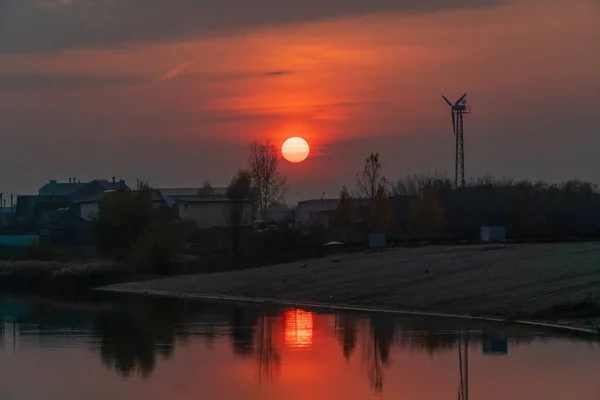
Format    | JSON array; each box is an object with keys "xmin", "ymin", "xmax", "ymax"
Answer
[{"xmin": 442, "ymin": 93, "xmax": 470, "ymax": 188}]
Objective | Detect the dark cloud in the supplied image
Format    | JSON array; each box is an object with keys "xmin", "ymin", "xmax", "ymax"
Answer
[
  {"xmin": 264, "ymin": 70, "xmax": 294, "ymax": 77},
  {"xmin": 0, "ymin": 73, "xmax": 143, "ymax": 91},
  {"xmin": 0, "ymin": 0, "xmax": 504, "ymax": 53},
  {"xmin": 171, "ymin": 70, "xmax": 296, "ymax": 83}
]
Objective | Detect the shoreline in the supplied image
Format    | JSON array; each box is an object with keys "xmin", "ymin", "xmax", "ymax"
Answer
[
  {"xmin": 100, "ymin": 242, "xmax": 600, "ymax": 335},
  {"xmin": 100, "ymin": 286, "xmax": 599, "ymax": 335}
]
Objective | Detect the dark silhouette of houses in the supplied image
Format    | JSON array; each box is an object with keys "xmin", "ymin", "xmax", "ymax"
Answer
[
  {"xmin": 39, "ymin": 208, "xmax": 91, "ymax": 246},
  {"xmin": 15, "ymin": 178, "xmax": 129, "ymax": 243},
  {"xmin": 38, "ymin": 179, "xmax": 86, "ymax": 197}
]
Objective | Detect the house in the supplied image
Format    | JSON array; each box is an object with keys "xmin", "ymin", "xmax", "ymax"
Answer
[
  {"xmin": 76, "ymin": 188, "xmax": 172, "ymax": 221},
  {"xmin": 38, "ymin": 179, "xmax": 86, "ymax": 196},
  {"xmin": 16, "ymin": 178, "xmax": 129, "ymax": 231},
  {"xmin": 15, "ymin": 195, "xmax": 72, "ymax": 232},
  {"xmin": 177, "ymin": 197, "xmax": 254, "ymax": 229},
  {"xmin": 69, "ymin": 178, "xmax": 127, "ymax": 201},
  {"xmin": 39, "ymin": 208, "xmax": 91, "ymax": 246},
  {"xmin": 296, "ymin": 197, "xmax": 372, "ymax": 231},
  {"xmin": 296, "ymin": 199, "xmax": 341, "ymax": 227},
  {"xmin": 37, "ymin": 178, "xmax": 128, "ymax": 200}
]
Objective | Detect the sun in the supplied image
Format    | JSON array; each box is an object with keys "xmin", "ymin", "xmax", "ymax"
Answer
[{"xmin": 281, "ymin": 137, "xmax": 310, "ymax": 163}]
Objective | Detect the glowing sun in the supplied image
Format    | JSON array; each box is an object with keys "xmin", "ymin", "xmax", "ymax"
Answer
[{"xmin": 281, "ymin": 137, "xmax": 310, "ymax": 163}]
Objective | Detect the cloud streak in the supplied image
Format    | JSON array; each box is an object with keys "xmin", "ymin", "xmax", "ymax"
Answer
[
  {"xmin": 0, "ymin": 73, "xmax": 142, "ymax": 91},
  {"xmin": 160, "ymin": 61, "xmax": 198, "ymax": 81},
  {"xmin": 0, "ymin": 0, "xmax": 506, "ymax": 53}
]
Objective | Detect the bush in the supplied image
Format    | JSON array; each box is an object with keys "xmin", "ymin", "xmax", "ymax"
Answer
[{"xmin": 129, "ymin": 219, "xmax": 186, "ymax": 275}]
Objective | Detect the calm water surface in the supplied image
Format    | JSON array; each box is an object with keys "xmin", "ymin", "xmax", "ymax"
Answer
[{"xmin": 0, "ymin": 293, "xmax": 599, "ymax": 399}]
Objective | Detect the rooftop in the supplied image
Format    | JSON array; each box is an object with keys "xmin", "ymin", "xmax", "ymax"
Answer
[
  {"xmin": 38, "ymin": 180, "xmax": 86, "ymax": 196},
  {"xmin": 176, "ymin": 196, "xmax": 253, "ymax": 203},
  {"xmin": 38, "ymin": 178, "xmax": 127, "ymax": 197}
]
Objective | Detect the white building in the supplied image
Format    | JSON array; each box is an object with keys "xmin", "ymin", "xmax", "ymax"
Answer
[
  {"xmin": 296, "ymin": 199, "xmax": 340, "ymax": 225},
  {"xmin": 177, "ymin": 197, "xmax": 254, "ymax": 229},
  {"xmin": 76, "ymin": 189, "xmax": 170, "ymax": 221}
]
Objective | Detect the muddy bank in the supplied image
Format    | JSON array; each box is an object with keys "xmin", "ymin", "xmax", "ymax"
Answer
[{"xmin": 102, "ymin": 242, "xmax": 600, "ymax": 331}]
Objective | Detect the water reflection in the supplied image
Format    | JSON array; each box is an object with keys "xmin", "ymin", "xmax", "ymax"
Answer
[
  {"xmin": 94, "ymin": 297, "xmax": 183, "ymax": 377},
  {"xmin": 0, "ymin": 294, "xmax": 598, "ymax": 399},
  {"xmin": 284, "ymin": 309, "xmax": 313, "ymax": 349}
]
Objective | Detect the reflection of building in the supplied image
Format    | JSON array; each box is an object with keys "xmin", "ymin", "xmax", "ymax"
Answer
[
  {"xmin": 284, "ymin": 309, "xmax": 313, "ymax": 349},
  {"xmin": 482, "ymin": 332, "xmax": 508, "ymax": 355}
]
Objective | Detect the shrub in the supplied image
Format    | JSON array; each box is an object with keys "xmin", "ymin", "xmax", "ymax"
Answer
[{"xmin": 129, "ymin": 219, "xmax": 186, "ymax": 275}]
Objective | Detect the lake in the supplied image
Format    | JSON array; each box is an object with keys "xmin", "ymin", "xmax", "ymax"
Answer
[{"xmin": 0, "ymin": 293, "xmax": 599, "ymax": 399}]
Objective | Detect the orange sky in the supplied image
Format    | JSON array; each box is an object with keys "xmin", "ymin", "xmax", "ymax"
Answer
[{"xmin": 0, "ymin": 0, "xmax": 598, "ymax": 198}]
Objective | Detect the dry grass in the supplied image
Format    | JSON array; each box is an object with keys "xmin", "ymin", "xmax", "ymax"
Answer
[{"xmin": 0, "ymin": 259, "xmax": 127, "ymax": 292}]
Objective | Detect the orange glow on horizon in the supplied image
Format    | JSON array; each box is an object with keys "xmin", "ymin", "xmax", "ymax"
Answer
[{"xmin": 284, "ymin": 309, "xmax": 313, "ymax": 349}]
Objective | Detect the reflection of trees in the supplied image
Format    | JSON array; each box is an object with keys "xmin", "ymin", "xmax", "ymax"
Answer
[
  {"xmin": 229, "ymin": 307, "xmax": 281, "ymax": 384},
  {"xmin": 360, "ymin": 315, "xmax": 396, "ymax": 394},
  {"xmin": 335, "ymin": 314, "xmax": 359, "ymax": 360},
  {"xmin": 94, "ymin": 297, "xmax": 186, "ymax": 378},
  {"xmin": 256, "ymin": 313, "xmax": 280, "ymax": 385},
  {"xmin": 229, "ymin": 307, "xmax": 259, "ymax": 358},
  {"xmin": 398, "ymin": 331, "xmax": 459, "ymax": 355}
]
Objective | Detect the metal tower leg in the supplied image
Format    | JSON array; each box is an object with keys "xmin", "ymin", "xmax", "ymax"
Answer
[{"xmin": 455, "ymin": 113, "xmax": 465, "ymax": 188}]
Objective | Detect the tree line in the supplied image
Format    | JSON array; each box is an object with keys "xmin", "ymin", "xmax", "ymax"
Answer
[{"xmin": 333, "ymin": 152, "xmax": 600, "ymax": 240}]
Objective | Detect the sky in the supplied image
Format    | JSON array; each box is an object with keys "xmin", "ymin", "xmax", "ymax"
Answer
[{"xmin": 0, "ymin": 0, "xmax": 599, "ymax": 200}]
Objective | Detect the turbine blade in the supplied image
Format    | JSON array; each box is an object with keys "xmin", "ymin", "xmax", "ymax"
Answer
[
  {"xmin": 442, "ymin": 95, "xmax": 453, "ymax": 107},
  {"xmin": 452, "ymin": 111, "xmax": 456, "ymax": 135},
  {"xmin": 455, "ymin": 93, "xmax": 467, "ymax": 106}
]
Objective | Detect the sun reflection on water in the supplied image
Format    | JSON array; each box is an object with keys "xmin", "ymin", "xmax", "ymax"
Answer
[{"xmin": 284, "ymin": 309, "xmax": 313, "ymax": 349}]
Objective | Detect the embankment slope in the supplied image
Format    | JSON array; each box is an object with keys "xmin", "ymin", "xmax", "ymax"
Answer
[{"xmin": 103, "ymin": 242, "xmax": 600, "ymax": 329}]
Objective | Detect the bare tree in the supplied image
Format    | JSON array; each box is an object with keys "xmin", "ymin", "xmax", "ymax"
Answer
[
  {"xmin": 248, "ymin": 139, "xmax": 287, "ymax": 220},
  {"xmin": 198, "ymin": 179, "xmax": 214, "ymax": 197},
  {"xmin": 225, "ymin": 170, "xmax": 253, "ymax": 255},
  {"xmin": 392, "ymin": 171, "xmax": 452, "ymax": 196},
  {"xmin": 356, "ymin": 153, "xmax": 388, "ymax": 201}
]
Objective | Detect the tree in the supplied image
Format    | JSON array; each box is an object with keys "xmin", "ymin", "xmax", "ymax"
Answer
[
  {"xmin": 225, "ymin": 170, "xmax": 253, "ymax": 255},
  {"xmin": 198, "ymin": 180, "xmax": 215, "ymax": 197},
  {"xmin": 370, "ymin": 184, "xmax": 393, "ymax": 233},
  {"xmin": 392, "ymin": 171, "xmax": 453, "ymax": 196},
  {"xmin": 405, "ymin": 190, "xmax": 447, "ymax": 237},
  {"xmin": 334, "ymin": 186, "xmax": 356, "ymax": 241},
  {"xmin": 356, "ymin": 153, "xmax": 388, "ymax": 201},
  {"xmin": 92, "ymin": 182, "xmax": 155, "ymax": 258},
  {"xmin": 93, "ymin": 181, "xmax": 184, "ymax": 273},
  {"xmin": 248, "ymin": 139, "xmax": 287, "ymax": 220}
]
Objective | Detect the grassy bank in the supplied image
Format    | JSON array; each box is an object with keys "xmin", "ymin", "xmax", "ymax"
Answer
[
  {"xmin": 102, "ymin": 242, "xmax": 600, "ymax": 332},
  {"xmin": 0, "ymin": 260, "xmax": 132, "ymax": 293}
]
